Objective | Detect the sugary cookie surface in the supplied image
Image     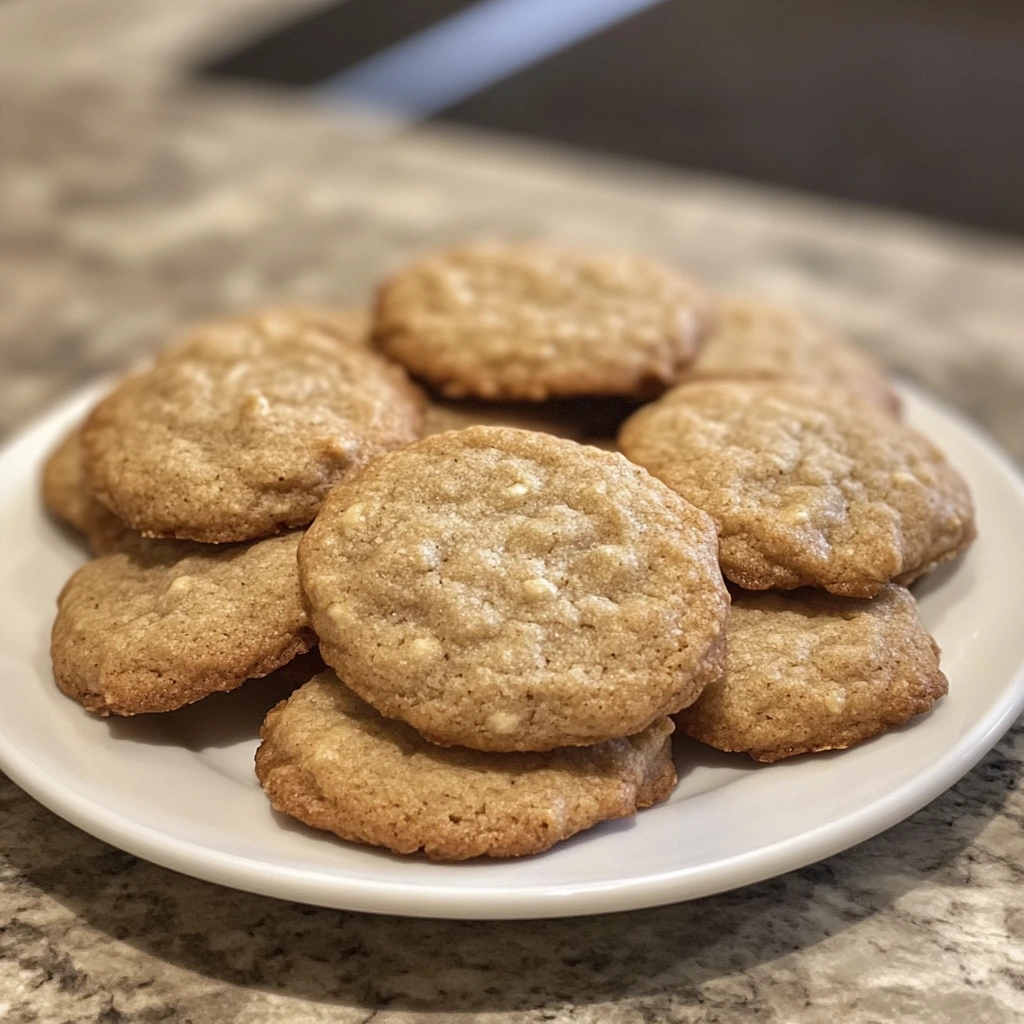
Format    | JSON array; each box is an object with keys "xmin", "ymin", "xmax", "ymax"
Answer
[
  {"xmin": 677, "ymin": 296, "xmax": 899, "ymax": 413},
  {"xmin": 676, "ymin": 585, "xmax": 947, "ymax": 761},
  {"xmin": 52, "ymin": 531, "xmax": 313, "ymax": 715},
  {"xmin": 82, "ymin": 310, "xmax": 423, "ymax": 542},
  {"xmin": 299, "ymin": 426, "xmax": 729, "ymax": 751},
  {"xmin": 374, "ymin": 241, "xmax": 714, "ymax": 400},
  {"xmin": 619, "ymin": 380, "xmax": 974, "ymax": 597},
  {"xmin": 256, "ymin": 670, "xmax": 677, "ymax": 860}
]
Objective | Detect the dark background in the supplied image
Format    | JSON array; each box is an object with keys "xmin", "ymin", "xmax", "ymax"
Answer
[{"xmin": 201, "ymin": 0, "xmax": 1024, "ymax": 236}]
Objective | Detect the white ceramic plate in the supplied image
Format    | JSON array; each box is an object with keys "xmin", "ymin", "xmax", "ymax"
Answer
[{"xmin": 1, "ymin": 382, "xmax": 1022, "ymax": 920}]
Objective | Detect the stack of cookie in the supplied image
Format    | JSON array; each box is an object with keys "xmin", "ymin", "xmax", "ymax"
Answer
[
  {"xmin": 43, "ymin": 240, "xmax": 975, "ymax": 860},
  {"xmin": 368, "ymin": 243, "xmax": 973, "ymax": 765},
  {"xmin": 47, "ymin": 307, "xmax": 423, "ymax": 718}
]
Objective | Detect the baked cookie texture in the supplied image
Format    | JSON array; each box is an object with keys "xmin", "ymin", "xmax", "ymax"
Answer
[
  {"xmin": 300, "ymin": 427, "xmax": 729, "ymax": 752},
  {"xmin": 677, "ymin": 296, "xmax": 900, "ymax": 413},
  {"xmin": 81, "ymin": 309, "xmax": 424, "ymax": 543},
  {"xmin": 676, "ymin": 585, "xmax": 947, "ymax": 761},
  {"xmin": 255, "ymin": 670, "xmax": 677, "ymax": 860},
  {"xmin": 42, "ymin": 425, "xmax": 127, "ymax": 554},
  {"xmin": 52, "ymin": 531, "xmax": 314, "ymax": 715},
  {"xmin": 374, "ymin": 241, "xmax": 715, "ymax": 400},
  {"xmin": 619, "ymin": 380, "xmax": 975, "ymax": 597}
]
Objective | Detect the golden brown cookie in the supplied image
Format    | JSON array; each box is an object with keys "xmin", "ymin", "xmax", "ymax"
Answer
[
  {"xmin": 82, "ymin": 310, "xmax": 424, "ymax": 543},
  {"xmin": 676, "ymin": 296, "xmax": 900, "ymax": 413},
  {"xmin": 675, "ymin": 585, "xmax": 947, "ymax": 761},
  {"xmin": 256, "ymin": 670, "xmax": 677, "ymax": 860},
  {"xmin": 42, "ymin": 424, "xmax": 128, "ymax": 554},
  {"xmin": 619, "ymin": 380, "xmax": 974, "ymax": 597},
  {"xmin": 51, "ymin": 532, "xmax": 314, "ymax": 715},
  {"xmin": 374, "ymin": 241, "xmax": 714, "ymax": 400},
  {"xmin": 299, "ymin": 426, "xmax": 729, "ymax": 752}
]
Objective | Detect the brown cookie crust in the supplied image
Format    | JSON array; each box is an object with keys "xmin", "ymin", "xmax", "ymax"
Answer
[
  {"xmin": 374, "ymin": 241, "xmax": 715, "ymax": 400},
  {"xmin": 675, "ymin": 585, "xmax": 948, "ymax": 761},
  {"xmin": 619, "ymin": 380, "xmax": 975, "ymax": 597},
  {"xmin": 42, "ymin": 425, "xmax": 128, "ymax": 554},
  {"xmin": 676, "ymin": 296, "xmax": 900, "ymax": 414},
  {"xmin": 299, "ymin": 426, "xmax": 729, "ymax": 752},
  {"xmin": 255, "ymin": 671, "xmax": 677, "ymax": 860},
  {"xmin": 82, "ymin": 310, "xmax": 424, "ymax": 543},
  {"xmin": 51, "ymin": 532, "xmax": 314, "ymax": 716}
]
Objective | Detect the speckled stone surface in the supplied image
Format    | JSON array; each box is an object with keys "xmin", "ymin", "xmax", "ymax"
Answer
[{"xmin": 2, "ymin": 2, "xmax": 1024, "ymax": 1022}]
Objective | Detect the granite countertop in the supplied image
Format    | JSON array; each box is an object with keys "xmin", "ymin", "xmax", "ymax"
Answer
[{"xmin": 2, "ymin": 3, "xmax": 1024, "ymax": 1022}]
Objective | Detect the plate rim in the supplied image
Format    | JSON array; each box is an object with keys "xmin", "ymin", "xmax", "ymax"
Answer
[{"xmin": 1, "ymin": 379, "xmax": 1023, "ymax": 920}]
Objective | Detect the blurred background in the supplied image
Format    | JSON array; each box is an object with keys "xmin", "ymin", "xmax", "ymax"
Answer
[
  {"xmin": 1, "ymin": 0, "xmax": 1022, "ymax": 448},
  {"xmin": 199, "ymin": 0, "xmax": 1024, "ymax": 236}
]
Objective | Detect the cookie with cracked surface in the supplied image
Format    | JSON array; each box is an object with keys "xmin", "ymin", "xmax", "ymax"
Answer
[
  {"xmin": 676, "ymin": 296, "xmax": 899, "ymax": 413},
  {"xmin": 82, "ymin": 310, "xmax": 424, "ymax": 543},
  {"xmin": 256, "ymin": 670, "xmax": 677, "ymax": 860},
  {"xmin": 374, "ymin": 241, "xmax": 714, "ymax": 400},
  {"xmin": 675, "ymin": 585, "xmax": 947, "ymax": 761},
  {"xmin": 42, "ymin": 424, "xmax": 128, "ymax": 554},
  {"xmin": 299, "ymin": 426, "xmax": 729, "ymax": 752},
  {"xmin": 618, "ymin": 380, "xmax": 974, "ymax": 597},
  {"xmin": 52, "ymin": 531, "xmax": 315, "ymax": 716}
]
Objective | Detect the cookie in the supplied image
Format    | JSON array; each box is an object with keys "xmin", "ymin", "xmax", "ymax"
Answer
[
  {"xmin": 82, "ymin": 310, "xmax": 424, "ymax": 543},
  {"xmin": 618, "ymin": 380, "xmax": 975, "ymax": 597},
  {"xmin": 374, "ymin": 241, "xmax": 714, "ymax": 400},
  {"xmin": 299, "ymin": 426, "xmax": 729, "ymax": 752},
  {"xmin": 51, "ymin": 531, "xmax": 314, "ymax": 715},
  {"xmin": 42, "ymin": 424, "xmax": 128, "ymax": 554},
  {"xmin": 675, "ymin": 585, "xmax": 947, "ymax": 761},
  {"xmin": 676, "ymin": 296, "xmax": 900, "ymax": 413},
  {"xmin": 255, "ymin": 670, "xmax": 677, "ymax": 860}
]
